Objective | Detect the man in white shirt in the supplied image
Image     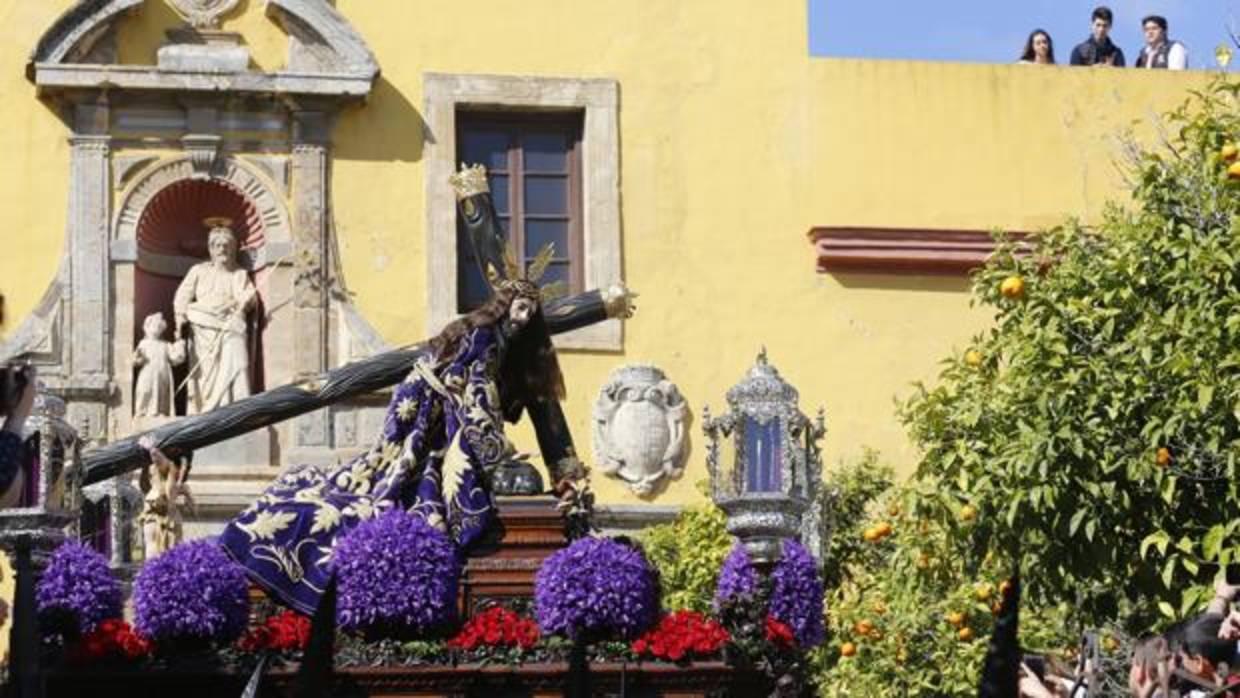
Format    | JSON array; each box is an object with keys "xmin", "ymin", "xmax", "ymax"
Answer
[{"xmin": 1136, "ymin": 15, "xmax": 1189, "ymax": 70}]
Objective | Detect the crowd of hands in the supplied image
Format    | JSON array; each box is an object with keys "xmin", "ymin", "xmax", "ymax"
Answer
[{"xmin": 1018, "ymin": 579, "xmax": 1240, "ymax": 697}]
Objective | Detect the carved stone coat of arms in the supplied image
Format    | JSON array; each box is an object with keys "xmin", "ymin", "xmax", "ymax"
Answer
[
  {"xmin": 166, "ymin": 0, "xmax": 241, "ymax": 29},
  {"xmin": 592, "ymin": 365, "xmax": 688, "ymax": 496}
]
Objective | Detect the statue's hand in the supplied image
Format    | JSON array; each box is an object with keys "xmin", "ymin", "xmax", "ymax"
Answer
[
  {"xmin": 554, "ymin": 474, "xmax": 596, "ymax": 540},
  {"xmin": 547, "ymin": 455, "xmax": 588, "ymax": 485},
  {"xmin": 138, "ymin": 436, "xmax": 173, "ymax": 469}
]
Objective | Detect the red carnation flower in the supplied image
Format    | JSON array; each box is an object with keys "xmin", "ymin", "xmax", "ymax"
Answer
[
  {"xmin": 631, "ymin": 610, "xmax": 729, "ymax": 662},
  {"xmin": 764, "ymin": 616, "xmax": 796, "ymax": 649}
]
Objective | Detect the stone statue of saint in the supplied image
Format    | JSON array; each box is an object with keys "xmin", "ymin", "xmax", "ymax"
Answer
[
  {"xmin": 133, "ymin": 312, "xmax": 186, "ymax": 418},
  {"xmin": 172, "ymin": 220, "xmax": 257, "ymax": 414}
]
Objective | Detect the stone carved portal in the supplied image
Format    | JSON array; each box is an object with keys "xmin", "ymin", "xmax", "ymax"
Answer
[{"xmin": 3, "ymin": 0, "xmax": 388, "ymax": 541}]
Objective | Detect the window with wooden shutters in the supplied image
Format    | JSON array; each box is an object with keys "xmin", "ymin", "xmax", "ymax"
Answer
[{"xmin": 455, "ymin": 111, "xmax": 584, "ymax": 312}]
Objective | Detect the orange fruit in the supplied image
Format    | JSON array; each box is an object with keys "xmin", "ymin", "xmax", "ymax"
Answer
[
  {"xmin": 874, "ymin": 522, "xmax": 893, "ymax": 539},
  {"xmin": 965, "ymin": 349, "xmax": 983, "ymax": 367},
  {"xmin": 946, "ymin": 611, "xmax": 965, "ymax": 627},
  {"xmin": 1000, "ymin": 275, "xmax": 1025, "ymax": 299},
  {"xmin": 975, "ymin": 583, "xmax": 994, "ymax": 601},
  {"xmin": 999, "ymin": 579, "xmax": 1014, "ymax": 597},
  {"xmin": 854, "ymin": 620, "xmax": 874, "ymax": 636},
  {"xmin": 863, "ymin": 527, "xmax": 880, "ymax": 542},
  {"xmin": 959, "ymin": 505, "xmax": 978, "ymax": 523},
  {"xmin": 991, "ymin": 601, "xmax": 1003, "ymax": 616},
  {"xmin": 958, "ymin": 627, "xmax": 974, "ymax": 642},
  {"xmin": 1156, "ymin": 447, "xmax": 1172, "ymax": 467},
  {"xmin": 840, "ymin": 642, "xmax": 857, "ymax": 658},
  {"xmin": 1229, "ymin": 161, "xmax": 1240, "ymax": 180},
  {"xmin": 1222, "ymin": 143, "xmax": 1238, "ymax": 162}
]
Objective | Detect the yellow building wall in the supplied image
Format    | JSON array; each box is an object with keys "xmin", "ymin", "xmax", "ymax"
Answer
[{"xmin": 0, "ymin": 0, "xmax": 1213, "ymax": 508}]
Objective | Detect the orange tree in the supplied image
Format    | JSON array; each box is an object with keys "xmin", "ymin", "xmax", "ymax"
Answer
[
  {"xmin": 810, "ymin": 459, "xmax": 1075, "ymax": 697},
  {"xmin": 899, "ymin": 78, "xmax": 1240, "ymax": 632}
]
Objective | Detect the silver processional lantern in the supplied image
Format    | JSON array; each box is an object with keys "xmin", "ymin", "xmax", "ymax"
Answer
[
  {"xmin": 703, "ymin": 349, "xmax": 825, "ymax": 566},
  {"xmin": 0, "ymin": 387, "xmax": 84, "ymax": 565}
]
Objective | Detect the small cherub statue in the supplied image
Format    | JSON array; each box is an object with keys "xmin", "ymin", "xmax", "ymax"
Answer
[
  {"xmin": 133, "ymin": 312, "xmax": 186, "ymax": 418},
  {"xmin": 137, "ymin": 437, "xmax": 194, "ymax": 559}
]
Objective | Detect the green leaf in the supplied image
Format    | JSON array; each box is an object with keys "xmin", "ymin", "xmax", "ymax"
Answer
[
  {"xmin": 1162, "ymin": 556, "xmax": 1178, "ymax": 589},
  {"xmin": 1198, "ymin": 384, "xmax": 1215, "ymax": 411},
  {"xmin": 1159, "ymin": 601, "xmax": 1177, "ymax": 619},
  {"xmin": 1069, "ymin": 509, "xmax": 1087, "ymax": 536},
  {"xmin": 1204, "ymin": 524, "xmax": 1226, "ymax": 561},
  {"xmin": 1161, "ymin": 476, "xmax": 1178, "ymax": 504},
  {"xmin": 1141, "ymin": 531, "xmax": 1171, "ymax": 559}
]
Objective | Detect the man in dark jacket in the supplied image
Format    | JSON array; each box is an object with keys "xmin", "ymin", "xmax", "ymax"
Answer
[{"xmin": 1070, "ymin": 6, "xmax": 1126, "ymax": 66}]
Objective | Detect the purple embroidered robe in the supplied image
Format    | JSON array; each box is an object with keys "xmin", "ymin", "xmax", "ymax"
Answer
[{"xmin": 218, "ymin": 325, "xmax": 510, "ymax": 614}]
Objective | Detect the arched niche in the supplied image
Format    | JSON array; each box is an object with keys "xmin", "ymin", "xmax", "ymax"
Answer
[
  {"xmin": 114, "ymin": 155, "xmax": 290, "ymax": 251},
  {"xmin": 112, "ymin": 155, "xmax": 291, "ymax": 422},
  {"xmin": 131, "ymin": 178, "xmax": 271, "ymax": 408}
]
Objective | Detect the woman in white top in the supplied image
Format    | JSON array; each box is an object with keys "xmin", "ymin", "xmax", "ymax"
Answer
[{"xmin": 1019, "ymin": 29, "xmax": 1056, "ymax": 65}]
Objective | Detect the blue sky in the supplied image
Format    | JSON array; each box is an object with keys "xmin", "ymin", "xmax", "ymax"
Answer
[{"xmin": 808, "ymin": 0, "xmax": 1240, "ymax": 69}]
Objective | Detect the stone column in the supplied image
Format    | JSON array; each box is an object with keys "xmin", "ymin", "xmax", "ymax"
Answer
[
  {"xmin": 291, "ymin": 111, "xmax": 330, "ymax": 379},
  {"xmin": 65, "ymin": 101, "xmax": 114, "ymax": 439},
  {"xmin": 290, "ymin": 111, "xmax": 332, "ymax": 452},
  {"xmin": 67, "ymin": 131, "xmax": 111, "ymax": 383}
]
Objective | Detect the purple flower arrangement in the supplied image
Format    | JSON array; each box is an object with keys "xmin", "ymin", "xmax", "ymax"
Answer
[
  {"xmin": 714, "ymin": 544, "xmax": 759, "ymax": 609},
  {"xmin": 534, "ymin": 537, "xmax": 658, "ymax": 641},
  {"xmin": 768, "ymin": 540, "xmax": 825, "ymax": 647},
  {"xmin": 714, "ymin": 540, "xmax": 825, "ymax": 647},
  {"xmin": 133, "ymin": 540, "xmax": 250, "ymax": 647},
  {"xmin": 333, "ymin": 510, "xmax": 459, "ymax": 638},
  {"xmin": 36, "ymin": 540, "xmax": 122, "ymax": 636}
]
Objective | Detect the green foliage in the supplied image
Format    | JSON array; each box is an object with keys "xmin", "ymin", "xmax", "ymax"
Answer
[
  {"xmin": 817, "ymin": 449, "xmax": 896, "ymax": 591},
  {"xmin": 810, "ymin": 470, "xmax": 1075, "ymax": 697},
  {"xmin": 899, "ymin": 78, "xmax": 1240, "ymax": 632},
  {"xmin": 641, "ymin": 488, "xmax": 733, "ymax": 612}
]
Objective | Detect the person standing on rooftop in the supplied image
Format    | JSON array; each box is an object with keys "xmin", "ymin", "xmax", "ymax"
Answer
[
  {"xmin": 1070, "ymin": 6, "xmax": 1126, "ymax": 66},
  {"xmin": 1018, "ymin": 29, "xmax": 1055, "ymax": 64},
  {"xmin": 1135, "ymin": 15, "xmax": 1188, "ymax": 70}
]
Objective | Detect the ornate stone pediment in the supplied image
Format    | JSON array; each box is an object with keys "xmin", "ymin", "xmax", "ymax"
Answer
[
  {"xmin": 592, "ymin": 365, "xmax": 688, "ymax": 497},
  {"xmin": 28, "ymin": 0, "xmax": 378, "ymax": 98}
]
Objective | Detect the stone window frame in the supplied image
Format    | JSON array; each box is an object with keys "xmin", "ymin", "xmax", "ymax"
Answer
[{"xmin": 424, "ymin": 73, "xmax": 622, "ymax": 351}]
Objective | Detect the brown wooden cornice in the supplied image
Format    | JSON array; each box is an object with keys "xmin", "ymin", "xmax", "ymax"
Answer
[{"xmin": 808, "ymin": 226, "xmax": 1029, "ymax": 275}]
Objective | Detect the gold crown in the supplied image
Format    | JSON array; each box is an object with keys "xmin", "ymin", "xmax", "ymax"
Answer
[
  {"xmin": 449, "ymin": 163, "xmax": 490, "ymax": 200},
  {"xmin": 203, "ymin": 216, "xmax": 234, "ymax": 229}
]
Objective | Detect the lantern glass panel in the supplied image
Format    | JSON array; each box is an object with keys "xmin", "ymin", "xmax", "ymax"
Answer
[
  {"xmin": 47, "ymin": 439, "xmax": 66, "ymax": 511},
  {"xmin": 743, "ymin": 415, "xmax": 782, "ymax": 493}
]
